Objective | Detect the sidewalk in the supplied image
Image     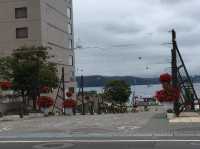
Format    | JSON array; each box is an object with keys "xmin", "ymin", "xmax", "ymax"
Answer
[
  {"xmin": 169, "ymin": 112, "xmax": 200, "ymax": 123},
  {"xmin": 134, "ymin": 112, "xmax": 200, "ymax": 136}
]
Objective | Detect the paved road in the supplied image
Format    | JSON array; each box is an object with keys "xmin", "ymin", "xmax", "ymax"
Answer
[
  {"xmin": 1, "ymin": 112, "xmax": 200, "ymax": 138},
  {"xmin": 0, "ymin": 111, "xmax": 157, "ymax": 137},
  {"xmin": 1, "ymin": 138, "xmax": 200, "ymax": 149},
  {"xmin": 0, "ymin": 112, "xmax": 200, "ymax": 140}
]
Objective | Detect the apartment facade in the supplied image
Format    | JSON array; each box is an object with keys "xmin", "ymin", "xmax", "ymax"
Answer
[{"xmin": 0, "ymin": 0, "xmax": 76, "ymax": 94}]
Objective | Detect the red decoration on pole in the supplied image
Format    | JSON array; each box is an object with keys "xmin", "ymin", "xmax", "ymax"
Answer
[
  {"xmin": 155, "ymin": 73, "xmax": 180, "ymax": 102},
  {"xmin": 37, "ymin": 96, "xmax": 54, "ymax": 108},
  {"xmin": 159, "ymin": 73, "xmax": 171, "ymax": 83},
  {"xmin": 63, "ymin": 99, "xmax": 76, "ymax": 108},
  {"xmin": 155, "ymin": 88, "xmax": 180, "ymax": 102}
]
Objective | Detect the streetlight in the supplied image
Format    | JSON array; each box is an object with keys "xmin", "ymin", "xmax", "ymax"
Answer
[{"xmin": 78, "ymin": 68, "xmax": 85, "ymax": 115}]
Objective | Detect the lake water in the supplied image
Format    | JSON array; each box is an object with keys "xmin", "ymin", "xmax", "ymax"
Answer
[{"xmin": 83, "ymin": 83, "xmax": 200, "ymax": 99}]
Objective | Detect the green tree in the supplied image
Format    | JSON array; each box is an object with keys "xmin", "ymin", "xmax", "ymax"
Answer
[
  {"xmin": 0, "ymin": 46, "xmax": 59, "ymax": 109},
  {"xmin": 0, "ymin": 56, "xmax": 13, "ymax": 80},
  {"xmin": 104, "ymin": 80, "xmax": 131, "ymax": 105}
]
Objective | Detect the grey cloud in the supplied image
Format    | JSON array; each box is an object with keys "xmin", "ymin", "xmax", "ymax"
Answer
[
  {"xmin": 104, "ymin": 22, "xmax": 143, "ymax": 35},
  {"xmin": 74, "ymin": 0, "xmax": 200, "ymax": 77},
  {"xmin": 160, "ymin": 0, "xmax": 187, "ymax": 5}
]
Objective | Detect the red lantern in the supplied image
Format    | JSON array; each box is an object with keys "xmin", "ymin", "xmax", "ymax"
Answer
[
  {"xmin": 0, "ymin": 81, "xmax": 12, "ymax": 90},
  {"xmin": 37, "ymin": 96, "xmax": 54, "ymax": 108},
  {"xmin": 63, "ymin": 99, "xmax": 76, "ymax": 108}
]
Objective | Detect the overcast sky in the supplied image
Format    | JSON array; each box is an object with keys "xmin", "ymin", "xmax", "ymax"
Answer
[{"xmin": 73, "ymin": 0, "xmax": 200, "ymax": 77}]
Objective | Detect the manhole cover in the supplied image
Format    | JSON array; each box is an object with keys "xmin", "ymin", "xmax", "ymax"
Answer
[
  {"xmin": 190, "ymin": 142, "xmax": 200, "ymax": 146},
  {"xmin": 33, "ymin": 143, "xmax": 74, "ymax": 149}
]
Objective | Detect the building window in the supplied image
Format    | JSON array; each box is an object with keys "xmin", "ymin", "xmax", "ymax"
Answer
[
  {"xmin": 68, "ymin": 39, "xmax": 73, "ymax": 49},
  {"xmin": 67, "ymin": 7, "xmax": 71, "ymax": 19},
  {"xmin": 15, "ymin": 7, "xmax": 27, "ymax": 19},
  {"xmin": 68, "ymin": 23, "xmax": 72, "ymax": 34},
  {"xmin": 16, "ymin": 27, "xmax": 28, "ymax": 39},
  {"xmin": 68, "ymin": 55, "xmax": 73, "ymax": 66}
]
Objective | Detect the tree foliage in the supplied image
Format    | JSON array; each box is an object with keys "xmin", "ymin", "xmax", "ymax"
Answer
[
  {"xmin": 0, "ymin": 46, "xmax": 58, "ymax": 107},
  {"xmin": 0, "ymin": 56, "xmax": 13, "ymax": 80},
  {"xmin": 12, "ymin": 46, "xmax": 58, "ymax": 91},
  {"xmin": 104, "ymin": 80, "xmax": 131, "ymax": 104}
]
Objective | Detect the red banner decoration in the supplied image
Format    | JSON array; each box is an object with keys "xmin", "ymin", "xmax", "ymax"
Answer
[
  {"xmin": 63, "ymin": 99, "xmax": 76, "ymax": 108},
  {"xmin": 37, "ymin": 96, "xmax": 54, "ymax": 108},
  {"xmin": 0, "ymin": 81, "xmax": 12, "ymax": 90}
]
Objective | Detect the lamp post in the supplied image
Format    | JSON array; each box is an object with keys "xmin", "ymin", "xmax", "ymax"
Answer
[
  {"xmin": 57, "ymin": 59, "xmax": 66, "ymax": 101},
  {"xmin": 79, "ymin": 69, "xmax": 85, "ymax": 115}
]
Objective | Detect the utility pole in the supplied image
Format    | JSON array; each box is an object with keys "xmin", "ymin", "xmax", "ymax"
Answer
[
  {"xmin": 171, "ymin": 29, "xmax": 180, "ymax": 116},
  {"xmin": 36, "ymin": 52, "xmax": 40, "ymax": 109},
  {"xmin": 80, "ymin": 74, "xmax": 85, "ymax": 115},
  {"xmin": 62, "ymin": 67, "xmax": 66, "ymax": 114},
  {"xmin": 171, "ymin": 29, "xmax": 178, "ymax": 85}
]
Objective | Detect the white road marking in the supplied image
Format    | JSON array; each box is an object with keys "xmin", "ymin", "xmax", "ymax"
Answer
[
  {"xmin": 2, "ymin": 127, "xmax": 10, "ymax": 131},
  {"xmin": 0, "ymin": 127, "xmax": 10, "ymax": 132},
  {"xmin": 117, "ymin": 126, "xmax": 141, "ymax": 130},
  {"xmin": 33, "ymin": 142, "xmax": 74, "ymax": 149},
  {"xmin": 0, "ymin": 139, "xmax": 200, "ymax": 143}
]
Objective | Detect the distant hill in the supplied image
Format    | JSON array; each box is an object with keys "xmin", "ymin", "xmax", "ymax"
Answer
[
  {"xmin": 76, "ymin": 75, "xmax": 159, "ymax": 87},
  {"xmin": 76, "ymin": 75, "xmax": 200, "ymax": 87}
]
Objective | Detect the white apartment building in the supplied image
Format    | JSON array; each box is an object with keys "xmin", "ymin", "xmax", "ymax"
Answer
[{"xmin": 0, "ymin": 0, "xmax": 76, "ymax": 93}]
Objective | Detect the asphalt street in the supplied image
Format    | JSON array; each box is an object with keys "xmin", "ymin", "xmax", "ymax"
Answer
[
  {"xmin": 1, "ymin": 139, "xmax": 200, "ymax": 149},
  {"xmin": 1, "ymin": 110, "xmax": 200, "ymax": 148}
]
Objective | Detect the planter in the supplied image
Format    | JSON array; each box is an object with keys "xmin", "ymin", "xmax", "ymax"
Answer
[
  {"xmin": 64, "ymin": 108, "xmax": 73, "ymax": 116},
  {"xmin": 37, "ymin": 96, "xmax": 54, "ymax": 108},
  {"xmin": 167, "ymin": 113, "xmax": 175, "ymax": 119},
  {"xmin": 195, "ymin": 105, "xmax": 200, "ymax": 110},
  {"xmin": 1, "ymin": 90, "xmax": 13, "ymax": 96},
  {"xmin": 162, "ymin": 102, "xmax": 173, "ymax": 112},
  {"xmin": 63, "ymin": 99, "xmax": 76, "ymax": 115},
  {"xmin": 41, "ymin": 107, "xmax": 49, "ymax": 116}
]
